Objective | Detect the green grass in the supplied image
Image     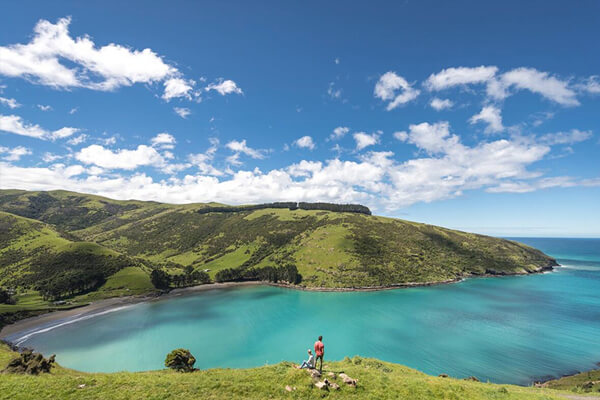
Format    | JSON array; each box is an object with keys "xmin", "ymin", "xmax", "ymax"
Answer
[
  {"xmin": 544, "ymin": 369, "xmax": 600, "ymax": 395},
  {"xmin": 0, "ymin": 343, "xmax": 584, "ymax": 400}
]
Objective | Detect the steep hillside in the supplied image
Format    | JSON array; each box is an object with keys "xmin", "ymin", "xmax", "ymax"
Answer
[
  {"xmin": 0, "ymin": 190, "xmax": 556, "ymax": 290},
  {"xmin": 0, "ymin": 211, "xmax": 148, "ymax": 302},
  {"xmin": 0, "ymin": 343, "xmax": 579, "ymax": 399}
]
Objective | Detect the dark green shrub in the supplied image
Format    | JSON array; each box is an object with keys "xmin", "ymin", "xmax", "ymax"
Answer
[
  {"xmin": 3, "ymin": 349, "xmax": 55, "ymax": 374},
  {"xmin": 165, "ymin": 348, "xmax": 196, "ymax": 372}
]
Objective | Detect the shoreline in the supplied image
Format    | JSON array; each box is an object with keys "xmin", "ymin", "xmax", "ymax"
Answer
[{"xmin": 0, "ymin": 265, "xmax": 556, "ymax": 341}]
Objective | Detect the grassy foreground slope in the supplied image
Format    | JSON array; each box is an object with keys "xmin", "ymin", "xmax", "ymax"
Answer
[
  {"xmin": 0, "ymin": 189, "xmax": 556, "ymax": 289},
  {"xmin": 0, "ymin": 343, "xmax": 580, "ymax": 400}
]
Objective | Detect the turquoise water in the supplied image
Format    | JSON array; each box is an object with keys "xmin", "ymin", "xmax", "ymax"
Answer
[{"xmin": 10, "ymin": 238, "xmax": 600, "ymax": 385}]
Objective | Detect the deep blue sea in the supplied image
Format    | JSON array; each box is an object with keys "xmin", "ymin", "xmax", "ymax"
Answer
[{"xmin": 10, "ymin": 238, "xmax": 600, "ymax": 385}]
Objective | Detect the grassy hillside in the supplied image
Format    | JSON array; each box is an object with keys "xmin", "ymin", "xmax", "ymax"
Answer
[
  {"xmin": 0, "ymin": 190, "xmax": 556, "ymax": 291},
  {"xmin": 543, "ymin": 369, "xmax": 600, "ymax": 395},
  {"xmin": 0, "ymin": 211, "xmax": 154, "ymax": 326},
  {"xmin": 0, "ymin": 343, "xmax": 582, "ymax": 400}
]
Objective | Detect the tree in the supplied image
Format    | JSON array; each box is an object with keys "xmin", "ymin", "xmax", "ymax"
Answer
[
  {"xmin": 165, "ymin": 349, "xmax": 196, "ymax": 372},
  {"xmin": 151, "ymin": 269, "xmax": 171, "ymax": 290},
  {"xmin": 0, "ymin": 288, "xmax": 15, "ymax": 305}
]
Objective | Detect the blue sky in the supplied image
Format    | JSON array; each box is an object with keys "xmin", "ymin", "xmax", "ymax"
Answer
[{"xmin": 0, "ymin": 0, "xmax": 599, "ymax": 237}]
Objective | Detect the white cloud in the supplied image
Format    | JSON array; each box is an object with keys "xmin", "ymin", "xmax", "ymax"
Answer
[
  {"xmin": 1, "ymin": 120, "xmax": 596, "ymax": 211},
  {"xmin": 225, "ymin": 139, "xmax": 266, "ymax": 160},
  {"xmin": 426, "ymin": 66, "xmax": 578, "ymax": 107},
  {"xmin": 430, "ymin": 98, "xmax": 453, "ymax": 110},
  {"xmin": 50, "ymin": 127, "xmax": 79, "ymax": 140},
  {"xmin": 174, "ymin": 107, "xmax": 191, "ymax": 118},
  {"xmin": 374, "ymin": 72, "xmax": 420, "ymax": 110},
  {"xmin": 327, "ymin": 82, "xmax": 342, "ymax": 99},
  {"xmin": 75, "ymin": 144, "xmax": 166, "ymax": 170},
  {"xmin": 0, "ymin": 114, "xmax": 79, "ymax": 140},
  {"xmin": 67, "ymin": 134, "xmax": 87, "ymax": 146},
  {"xmin": 334, "ymin": 58, "xmax": 340, "ymax": 65},
  {"xmin": 0, "ymin": 96, "xmax": 20, "ymax": 109},
  {"xmin": 37, "ymin": 104, "xmax": 52, "ymax": 111},
  {"xmin": 469, "ymin": 105, "xmax": 504, "ymax": 134},
  {"xmin": 163, "ymin": 78, "xmax": 195, "ymax": 101},
  {"xmin": 42, "ymin": 152, "xmax": 63, "ymax": 162},
  {"xmin": 187, "ymin": 138, "xmax": 221, "ymax": 176},
  {"xmin": 294, "ymin": 136, "xmax": 315, "ymax": 150},
  {"xmin": 0, "ymin": 17, "xmax": 177, "ymax": 91},
  {"xmin": 150, "ymin": 132, "xmax": 176, "ymax": 149},
  {"xmin": 69, "ymin": 107, "xmax": 78, "ymax": 114},
  {"xmin": 353, "ymin": 132, "xmax": 380, "ymax": 150},
  {"xmin": 578, "ymin": 76, "xmax": 600, "ymax": 94},
  {"xmin": 538, "ymin": 129, "xmax": 592, "ymax": 145},
  {"xmin": 496, "ymin": 68, "xmax": 579, "ymax": 106},
  {"xmin": 329, "ymin": 126, "xmax": 350, "ymax": 141},
  {"xmin": 0, "ymin": 145, "xmax": 31, "ymax": 161},
  {"xmin": 205, "ymin": 79, "xmax": 243, "ymax": 95},
  {"xmin": 425, "ymin": 66, "xmax": 498, "ymax": 91}
]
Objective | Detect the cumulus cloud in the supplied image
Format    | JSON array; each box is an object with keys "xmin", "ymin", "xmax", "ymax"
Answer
[
  {"xmin": 37, "ymin": 104, "xmax": 52, "ymax": 111},
  {"xmin": 225, "ymin": 139, "xmax": 266, "ymax": 161},
  {"xmin": 538, "ymin": 129, "xmax": 592, "ymax": 145},
  {"xmin": 425, "ymin": 66, "xmax": 498, "ymax": 91},
  {"xmin": 0, "ymin": 114, "xmax": 78, "ymax": 140},
  {"xmin": 174, "ymin": 107, "xmax": 191, "ymax": 118},
  {"xmin": 374, "ymin": 72, "xmax": 420, "ymax": 110},
  {"xmin": 162, "ymin": 78, "xmax": 195, "ymax": 101},
  {"xmin": 294, "ymin": 135, "xmax": 315, "ymax": 150},
  {"xmin": 1, "ymin": 120, "xmax": 597, "ymax": 211},
  {"xmin": 205, "ymin": 79, "xmax": 243, "ymax": 95},
  {"xmin": 430, "ymin": 98, "xmax": 453, "ymax": 110},
  {"xmin": 469, "ymin": 105, "xmax": 504, "ymax": 134},
  {"xmin": 150, "ymin": 132, "xmax": 176, "ymax": 149},
  {"xmin": 495, "ymin": 68, "xmax": 579, "ymax": 106},
  {"xmin": 0, "ymin": 17, "xmax": 238, "ymax": 103},
  {"xmin": 75, "ymin": 144, "xmax": 166, "ymax": 170},
  {"xmin": 426, "ymin": 65, "xmax": 578, "ymax": 106},
  {"xmin": 0, "ymin": 145, "xmax": 31, "ymax": 161},
  {"xmin": 187, "ymin": 138, "xmax": 221, "ymax": 176},
  {"xmin": 67, "ymin": 134, "xmax": 87, "ymax": 146},
  {"xmin": 0, "ymin": 96, "xmax": 20, "ymax": 109},
  {"xmin": 329, "ymin": 126, "xmax": 350, "ymax": 141},
  {"xmin": 353, "ymin": 132, "xmax": 380, "ymax": 150},
  {"xmin": 0, "ymin": 17, "xmax": 175, "ymax": 90}
]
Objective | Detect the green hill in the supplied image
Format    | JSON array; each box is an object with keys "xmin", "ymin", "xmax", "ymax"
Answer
[
  {"xmin": 0, "ymin": 343, "xmax": 583, "ymax": 400},
  {"xmin": 0, "ymin": 189, "xmax": 557, "ymax": 325}
]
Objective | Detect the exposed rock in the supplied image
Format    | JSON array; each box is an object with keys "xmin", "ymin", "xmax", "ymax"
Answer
[
  {"xmin": 77, "ymin": 384, "xmax": 86, "ymax": 389},
  {"xmin": 315, "ymin": 381, "xmax": 329, "ymax": 391},
  {"xmin": 339, "ymin": 373, "xmax": 358, "ymax": 386},
  {"xmin": 309, "ymin": 369, "xmax": 321, "ymax": 379},
  {"xmin": 327, "ymin": 372, "xmax": 337, "ymax": 379},
  {"xmin": 330, "ymin": 382, "xmax": 341, "ymax": 390},
  {"xmin": 438, "ymin": 373, "xmax": 449, "ymax": 378},
  {"xmin": 2, "ymin": 349, "xmax": 55, "ymax": 375},
  {"xmin": 464, "ymin": 376, "xmax": 480, "ymax": 382},
  {"xmin": 284, "ymin": 385, "xmax": 294, "ymax": 392}
]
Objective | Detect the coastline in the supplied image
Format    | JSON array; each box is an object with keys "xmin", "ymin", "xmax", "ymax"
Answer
[{"xmin": 0, "ymin": 265, "xmax": 556, "ymax": 342}]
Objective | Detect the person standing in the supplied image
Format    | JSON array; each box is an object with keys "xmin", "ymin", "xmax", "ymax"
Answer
[{"xmin": 314, "ymin": 335, "xmax": 324, "ymax": 373}]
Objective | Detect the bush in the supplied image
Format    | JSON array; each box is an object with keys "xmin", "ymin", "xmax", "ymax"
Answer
[
  {"xmin": 0, "ymin": 287, "xmax": 15, "ymax": 304},
  {"xmin": 165, "ymin": 348, "xmax": 196, "ymax": 372}
]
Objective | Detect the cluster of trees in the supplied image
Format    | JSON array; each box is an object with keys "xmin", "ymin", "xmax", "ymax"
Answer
[
  {"xmin": 0, "ymin": 287, "xmax": 15, "ymax": 305},
  {"xmin": 215, "ymin": 263, "xmax": 301, "ymax": 284},
  {"xmin": 27, "ymin": 251, "xmax": 133, "ymax": 301},
  {"xmin": 197, "ymin": 202, "xmax": 371, "ymax": 215},
  {"xmin": 151, "ymin": 266, "xmax": 211, "ymax": 290},
  {"xmin": 38, "ymin": 270, "xmax": 105, "ymax": 301}
]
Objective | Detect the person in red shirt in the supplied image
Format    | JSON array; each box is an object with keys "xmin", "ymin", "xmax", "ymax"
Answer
[{"xmin": 314, "ymin": 335, "xmax": 324, "ymax": 373}]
